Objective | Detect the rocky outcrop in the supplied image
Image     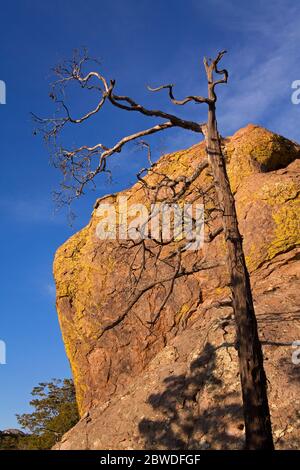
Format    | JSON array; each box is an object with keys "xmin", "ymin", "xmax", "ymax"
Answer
[
  {"xmin": 53, "ymin": 124, "xmax": 300, "ymax": 449},
  {"xmin": 0, "ymin": 429, "xmax": 25, "ymax": 437}
]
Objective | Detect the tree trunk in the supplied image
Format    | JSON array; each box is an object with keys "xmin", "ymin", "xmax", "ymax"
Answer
[{"xmin": 204, "ymin": 101, "xmax": 274, "ymax": 449}]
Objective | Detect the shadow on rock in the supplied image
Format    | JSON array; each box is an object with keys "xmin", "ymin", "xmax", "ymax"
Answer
[{"xmin": 139, "ymin": 342, "xmax": 244, "ymax": 449}]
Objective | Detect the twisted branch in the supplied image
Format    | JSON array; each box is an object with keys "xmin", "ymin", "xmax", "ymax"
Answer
[{"xmin": 147, "ymin": 84, "xmax": 210, "ymax": 105}]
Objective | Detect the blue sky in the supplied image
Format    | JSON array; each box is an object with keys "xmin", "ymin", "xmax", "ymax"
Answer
[{"xmin": 0, "ymin": 0, "xmax": 299, "ymax": 430}]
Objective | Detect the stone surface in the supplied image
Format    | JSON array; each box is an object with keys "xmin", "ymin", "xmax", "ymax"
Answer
[
  {"xmin": 0, "ymin": 429, "xmax": 25, "ymax": 437},
  {"xmin": 53, "ymin": 124, "xmax": 300, "ymax": 449}
]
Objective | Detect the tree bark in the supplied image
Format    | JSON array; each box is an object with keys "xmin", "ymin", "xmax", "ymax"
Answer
[
  {"xmin": 204, "ymin": 96, "xmax": 274, "ymax": 448},
  {"xmin": 45, "ymin": 50, "xmax": 275, "ymax": 448}
]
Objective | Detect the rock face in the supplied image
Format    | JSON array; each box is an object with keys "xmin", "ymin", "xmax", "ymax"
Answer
[
  {"xmin": 53, "ymin": 124, "xmax": 300, "ymax": 449},
  {"xmin": 0, "ymin": 429, "xmax": 25, "ymax": 437}
]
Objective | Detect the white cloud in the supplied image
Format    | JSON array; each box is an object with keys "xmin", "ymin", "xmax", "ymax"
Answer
[{"xmin": 157, "ymin": 0, "xmax": 300, "ymax": 142}]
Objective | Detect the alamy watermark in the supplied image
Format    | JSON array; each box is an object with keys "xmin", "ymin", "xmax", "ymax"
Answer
[
  {"xmin": 95, "ymin": 196, "xmax": 204, "ymax": 250},
  {"xmin": 0, "ymin": 80, "xmax": 6, "ymax": 104},
  {"xmin": 291, "ymin": 80, "xmax": 300, "ymax": 104},
  {"xmin": 292, "ymin": 340, "xmax": 300, "ymax": 365},
  {"xmin": 0, "ymin": 340, "xmax": 6, "ymax": 364}
]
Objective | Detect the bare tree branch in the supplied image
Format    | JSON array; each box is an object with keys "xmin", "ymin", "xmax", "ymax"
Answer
[
  {"xmin": 203, "ymin": 50, "xmax": 228, "ymax": 102},
  {"xmin": 147, "ymin": 84, "xmax": 211, "ymax": 105},
  {"xmin": 108, "ymin": 85, "xmax": 205, "ymax": 133},
  {"xmin": 38, "ymin": 48, "xmax": 274, "ymax": 449}
]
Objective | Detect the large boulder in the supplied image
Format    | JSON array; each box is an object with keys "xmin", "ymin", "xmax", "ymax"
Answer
[{"xmin": 53, "ymin": 124, "xmax": 300, "ymax": 449}]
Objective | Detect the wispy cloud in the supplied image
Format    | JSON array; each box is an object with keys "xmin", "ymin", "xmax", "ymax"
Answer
[
  {"xmin": 218, "ymin": 9, "xmax": 300, "ymax": 139},
  {"xmin": 150, "ymin": 0, "xmax": 300, "ymax": 146},
  {"xmin": 0, "ymin": 198, "xmax": 65, "ymax": 225},
  {"xmin": 43, "ymin": 282, "xmax": 56, "ymax": 299},
  {"xmin": 199, "ymin": 0, "xmax": 300, "ymax": 140}
]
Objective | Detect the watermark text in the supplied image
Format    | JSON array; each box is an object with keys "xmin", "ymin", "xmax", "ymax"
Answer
[
  {"xmin": 95, "ymin": 197, "xmax": 204, "ymax": 250},
  {"xmin": 0, "ymin": 80, "xmax": 6, "ymax": 104},
  {"xmin": 291, "ymin": 80, "xmax": 300, "ymax": 104},
  {"xmin": 0, "ymin": 340, "xmax": 6, "ymax": 364}
]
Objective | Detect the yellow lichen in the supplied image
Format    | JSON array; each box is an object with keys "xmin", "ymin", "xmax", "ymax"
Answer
[
  {"xmin": 268, "ymin": 201, "xmax": 300, "ymax": 260},
  {"xmin": 244, "ymin": 243, "xmax": 260, "ymax": 272},
  {"xmin": 226, "ymin": 125, "xmax": 300, "ymax": 193},
  {"xmin": 257, "ymin": 181, "xmax": 299, "ymax": 206},
  {"xmin": 175, "ymin": 303, "xmax": 190, "ymax": 324},
  {"xmin": 53, "ymin": 123, "xmax": 300, "ymax": 416}
]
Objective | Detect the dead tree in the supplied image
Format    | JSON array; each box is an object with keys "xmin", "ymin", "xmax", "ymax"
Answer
[{"xmin": 35, "ymin": 49, "xmax": 274, "ymax": 449}]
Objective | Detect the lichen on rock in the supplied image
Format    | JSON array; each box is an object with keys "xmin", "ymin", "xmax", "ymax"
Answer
[
  {"xmin": 53, "ymin": 124, "xmax": 300, "ymax": 449},
  {"xmin": 226, "ymin": 124, "xmax": 300, "ymax": 193}
]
